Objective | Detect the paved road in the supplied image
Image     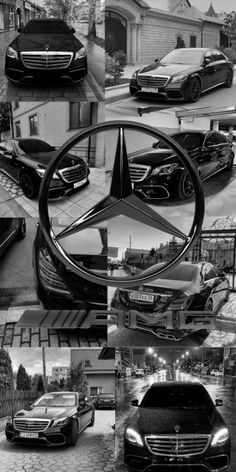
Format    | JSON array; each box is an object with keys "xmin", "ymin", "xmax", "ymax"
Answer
[
  {"xmin": 0, "ymin": 410, "xmax": 115, "ymax": 472},
  {"xmin": 115, "ymin": 369, "xmax": 236, "ymax": 472}
]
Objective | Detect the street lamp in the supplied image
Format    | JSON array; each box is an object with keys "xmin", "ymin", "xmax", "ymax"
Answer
[{"xmin": 148, "ymin": 347, "xmax": 154, "ymax": 354}]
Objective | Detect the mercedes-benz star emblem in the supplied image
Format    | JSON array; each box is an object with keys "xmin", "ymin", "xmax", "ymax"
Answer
[
  {"xmin": 174, "ymin": 424, "xmax": 181, "ymax": 433},
  {"xmin": 38, "ymin": 120, "xmax": 204, "ymax": 288}
]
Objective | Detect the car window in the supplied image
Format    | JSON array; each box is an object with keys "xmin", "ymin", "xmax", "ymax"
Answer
[
  {"xmin": 212, "ymin": 50, "xmax": 226, "ymax": 62},
  {"xmin": 99, "ymin": 393, "xmax": 114, "ymax": 398},
  {"xmin": 205, "ymin": 50, "xmax": 213, "ymax": 62},
  {"xmin": 23, "ymin": 20, "xmax": 71, "ymax": 34},
  {"xmin": 157, "ymin": 264, "xmax": 198, "ymax": 282},
  {"xmin": 172, "ymin": 133, "xmax": 204, "ymax": 150},
  {"xmin": 140, "ymin": 384, "xmax": 214, "ymax": 410},
  {"xmin": 17, "ymin": 139, "xmax": 55, "ymax": 154},
  {"xmin": 213, "ymin": 132, "xmax": 228, "ymax": 144},
  {"xmin": 204, "ymin": 133, "xmax": 216, "ymax": 147}
]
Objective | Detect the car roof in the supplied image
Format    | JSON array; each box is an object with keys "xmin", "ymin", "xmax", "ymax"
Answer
[
  {"xmin": 149, "ymin": 381, "xmax": 202, "ymax": 388},
  {"xmin": 172, "ymin": 48, "xmax": 211, "ymax": 52},
  {"xmin": 43, "ymin": 391, "xmax": 77, "ymax": 395}
]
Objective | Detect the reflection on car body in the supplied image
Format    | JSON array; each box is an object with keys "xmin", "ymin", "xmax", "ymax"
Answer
[
  {"xmin": 0, "ymin": 138, "xmax": 89, "ymax": 199},
  {"xmin": 5, "ymin": 391, "xmax": 95, "ymax": 447},
  {"xmin": 124, "ymin": 381, "xmax": 230, "ymax": 471},
  {"xmin": 130, "ymin": 48, "xmax": 234, "ymax": 102},
  {"xmin": 111, "ymin": 261, "xmax": 230, "ymax": 341},
  {"xmin": 128, "ymin": 130, "xmax": 234, "ymax": 200},
  {"xmin": 5, "ymin": 18, "xmax": 87, "ymax": 84},
  {"xmin": 0, "ymin": 218, "xmax": 26, "ymax": 259}
]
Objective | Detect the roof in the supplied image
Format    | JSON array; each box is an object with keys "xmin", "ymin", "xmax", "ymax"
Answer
[
  {"xmin": 145, "ymin": 0, "xmax": 224, "ymax": 25},
  {"xmin": 150, "ymin": 381, "xmax": 202, "ymax": 388},
  {"xmin": 71, "ymin": 348, "xmax": 114, "ymax": 372},
  {"xmin": 205, "ymin": 2, "xmax": 218, "ymax": 18}
]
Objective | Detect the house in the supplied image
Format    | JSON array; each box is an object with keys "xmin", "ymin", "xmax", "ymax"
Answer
[
  {"xmin": 105, "ymin": 0, "xmax": 225, "ymax": 64},
  {"xmin": 0, "ymin": 0, "xmax": 46, "ymax": 31}
]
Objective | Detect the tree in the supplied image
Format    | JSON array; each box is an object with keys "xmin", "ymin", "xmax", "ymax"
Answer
[
  {"xmin": 0, "ymin": 103, "xmax": 11, "ymax": 133},
  {"xmin": 44, "ymin": 0, "xmax": 72, "ymax": 22},
  {"xmin": 88, "ymin": 0, "xmax": 96, "ymax": 38},
  {"xmin": 36, "ymin": 375, "xmax": 45, "ymax": 393},
  {"xmin": 0, "ymin": 349, "xmax": 13, "ymax": 390},
  {"xmin": 59, "ymin": 377, "xmax": 65, "ymax": 389},
  {"xmin": 223, "ymin": 11, "xmax": 236, "ymax": 47},
  {"xmin": 16, "ymin": 364, "xmax": 31, "ymax": 391},
  {"xmin": 66, "ymin": 362, "xmax": 88, "ymax": 393}
]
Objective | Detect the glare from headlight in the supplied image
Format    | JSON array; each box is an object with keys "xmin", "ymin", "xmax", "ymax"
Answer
[
  {"xmin": 125, "ymin": 427, "xmax": 143, "ymax": 446},
  {"xmin": 211, "ymin": 428, "xmax": 230, "ymax": 446},
  {"xmin": 75, "ymin": 47, "xmax": 86, "ymax": 60},
  {"xmin": 171, "ymin": 74, "xmax": 187, "ymax": 83},
  {"xmin": 7, "ymin": 46, "xmax": 18, "ymax": 60}
]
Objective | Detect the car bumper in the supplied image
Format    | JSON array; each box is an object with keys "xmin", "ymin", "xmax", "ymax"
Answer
[
  {"xmin": 129, "ymin": 78, "xmax": 186, "ymax": 101},
  {"xmin": 47, "ymin": 176, "xmax": 89, "ymax": 200},
  {"xmin": 5, "ymin": 423, "xmax": 71, "ymax": 446},
  {"xmin": 5, "ymin": 56, "xmax": 87, "ymax": 84},
  {"xmin": 97, "ymin": 403, "xmax": 115, "ymax": 409}
]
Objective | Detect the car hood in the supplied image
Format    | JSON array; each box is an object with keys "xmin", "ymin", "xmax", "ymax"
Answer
[
  {"xmin": 15, "ymin": 406, "xmax": 73, "ymax": 419},
  {"xmin": 11, "ymin": 34, "xmax": 83, "ymax": 52},
  {"xmin": 137, "ymin": 62, "xmax": 198, "ymax": 77},
  {"xmin": 133, "ymin": 407, "xmax": 222, "ymax": 435},
  {"xmin": 129, "ymin": 148, "xmax": 176, "ymax": 166},
  {"xmin": 18, "ymin": 151, "xmax": 85, "ymax": 170}
]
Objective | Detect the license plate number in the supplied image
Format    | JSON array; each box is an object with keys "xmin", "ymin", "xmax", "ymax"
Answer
[
  {"xmin": 19, "ymin": 432, "xmax": 39, "ymax": 438},
  {"xmin": 74, "ymin": 177, "xmax": 87, "ymax": 189},
  {"xmin": 129, "ymin": 292, "xmax": 154, "ymax": 302},
  {"xmin": 141, "ymin": 87, "xmax": 158, "ymax": 93}
]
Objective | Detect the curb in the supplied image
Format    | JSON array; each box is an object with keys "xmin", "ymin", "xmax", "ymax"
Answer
[
  {"xmin": 87, "ymin": 70, "xmax": 104, "ymax": 101},
  {"xmin": 105, "ymin": 90, "xmax": 130, "ymax": 104}
]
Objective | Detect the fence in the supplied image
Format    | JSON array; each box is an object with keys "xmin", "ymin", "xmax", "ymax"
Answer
[{"xmin": 0, "ymin": 390, "xmax": 39, "ymax": 418}]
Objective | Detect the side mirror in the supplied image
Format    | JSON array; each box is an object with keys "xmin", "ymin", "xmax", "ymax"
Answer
[
  {"xmin": 18, "ymin": 27, "xmax": 22, "ymax": 33},
  {"xmin": 4, "ymin": 150, "xmax": 15, "ymax": 157},
  {"xmin": 155, "ymin": 57, "xmax": 159, "ymax": 63},
  {"xmin": 131, "ymin": 399, "xmax": 139, "ymax": 407},
  {"xmin": 215, "ymin": 398, "xmax": 223, "ymax": 407},
  {"xmin": 71, "ymin": 27, "xmax": 75, "ymax": 34},
  {"xmin": 204, "ymin": 57, "xmax": 211, "ymax": 66}
]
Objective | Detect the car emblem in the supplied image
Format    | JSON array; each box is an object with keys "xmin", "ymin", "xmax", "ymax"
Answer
[
  {"xmin": 38, "ymin": 121, "xmax": 204, "ymax": 288},
  {"xmin": 45, "ymin": 44, "xmax": 50, "ymax": 51},
  {"xmin": 174, "ymin": 424, "xmax": 181, "ymax": 433}
]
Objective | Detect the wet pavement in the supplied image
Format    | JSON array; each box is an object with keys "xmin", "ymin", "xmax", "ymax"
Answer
[{"xmin": 115, "ymin": 369, "xmax": 236, "ymax": 472}]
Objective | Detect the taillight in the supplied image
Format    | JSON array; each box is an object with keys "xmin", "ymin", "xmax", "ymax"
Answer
[
  {"xmin": 38, "ymin": 248, "xmax": 71, "ymax": 295},
  {"xmin": 169, "ymin": 294, "xmax": 192, "ymax": 310}
]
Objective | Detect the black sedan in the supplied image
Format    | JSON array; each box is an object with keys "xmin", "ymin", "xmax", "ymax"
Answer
[
  {"xmin": 0, "ymin": 138, "xmax": 89, "ymax": 199},
  {"xmin": 33, "ymin": 220, "xmax": 107, "ymax": 310},
  {"xmin": 124, "ymin": 381, "xmax": 230, "ymax": 471},
  {"xmin": 111, "ymin": 261, "xmax": 230, "ymax": 341},
  {"xmin": 95, "ymin": 393, "xmax": 115, "ymax": 410},
  {"xmin": 129, "ymin": 48, "xmax": 234, "ymax": 102},
  {"xmin": 5, "ymin": 391, "xmax": 95, "ymax": 447},
  {"xmin": 0, "ymin": 218, "xmax": 26, "ymax": 259},
  {"xmin": 129, "ymin": 130, "xmax": 234, "ymax": 200},
  {"xmin": 5, "ymin": 18, "xmax": 87, "ymax": 84}
]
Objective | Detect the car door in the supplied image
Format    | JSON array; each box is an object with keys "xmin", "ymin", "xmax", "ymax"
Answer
[
  {"xmin": 213, "ymin": 132, "xmax": 233, "ymax": 168},
  {"xmin": 0, "ymin": 140, "xmax": 20, "ymax": 181},
  {"xmin": 0, "ymin": 218, "xmax": 15, "ymax": 258},
  {"xmin": 204, "ymin": 265, "xmax": 229, "ymax": 310},
  {"xmin": 201, "ymin": 50, "xmax": 218, "ymax": 91},
  {"xmin": 76, "ymin": 394, "xmax": 92, "ymax": 430},
  {"xmin": 211, "ymin": 49, "xmax": 228, "ymax": 85},
  {"xmin": 200, "ymin": 132, "xmax": 221, "ymax": 177}
]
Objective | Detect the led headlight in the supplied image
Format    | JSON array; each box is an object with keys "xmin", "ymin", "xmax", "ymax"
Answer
[
  {"xmin": 75, "ymin": 47, "xmax": 86, "ymax": 60},
  {"xmin": 131, "ymin": 70, "xmax": 139, "ymax": 79},
  {"xmin": 53, "ymin": 417, "xmax": 70, "ymax": 427},
  {"xmin": 7, "ymin": 46, "xmax": 18, "ymax": 60},
  {"xmin": 171, "ymin": 74, "xmax": 188, "ymax": 83},
  {"xmin": 151, "ymin": 163, "xmax": 178, "ymax": 176},
  {"xmin": 125, "ymin": 427, "xmax": 144, "ymax": 446},
  {"xmin": 35, "ymin": 169, "xmax": 59, "ymax": 179},
  {"xmin": 211, "ymin": 428, "xmax": 230, "ymax": 446}
]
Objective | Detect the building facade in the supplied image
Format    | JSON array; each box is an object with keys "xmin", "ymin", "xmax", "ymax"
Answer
[{"xmin": 0, "ymin": 0, "xmax": 45, "ymax": 31}]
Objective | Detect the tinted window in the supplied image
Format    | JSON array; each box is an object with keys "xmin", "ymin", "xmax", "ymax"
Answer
[
  {"xmin": 23, "ymin": 20, "xmax": 71, "ymax": 34},
  {"xmin": 157, "ymin": 264, "xmax": 198, "ymax": 282},
  {"xmin": 172, "ymin": 133, "xmax": 204, "ymax": 150},
  {"xmin": 160, "ymin": 49, "xmax": 204, "ymax": 65},
  {"xmin": 140, "ymin": 385, "xmax": 213, "ymax": 410},
  {"xmin": 212, "ymin": 50, "xmax": 226, "ymax": 61},
  {"xmin": 35, "ymin": 393, "xmax": 76, "ymax": 407},
  {"xmin": 99, "ymin": 393, "xmax": 114, "ymax": 398},
  {"xmin": 213, "ymin": 133, "xmax": 228, "ymax": 145},
  {"xmin": 204, "ymin": 133, "xmax": 216, "ymax": 147},
  {"xmin": 17, "ymin": 139, "xmax": 54, "ymax": 154}
]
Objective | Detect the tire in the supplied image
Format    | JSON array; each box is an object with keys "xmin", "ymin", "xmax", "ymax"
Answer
[
  {"xmin": 17, "ymin": 218, "xmax": 26, "ymax": 240},
  {"xmin": 68, "ymin": 420, "xmax": 79, "ymax": 447},
  {"xmin": 129, "ymin": 85, "xmax": 138, "ymax": 97},
  {"xmin": 224, "ymin": 69, "xmax": 233, "ymax": 88},
  {"xmin": 88, "ymin": 412, "xmax": 95, "ymax": 427},
  {"xmin": 225, "ymin": 289, "xmax": 230, "ymax": 303},
  {"xmin": 185, "ymin": 78, "xmax": 201, "ymax": 102},
  {"xmin": 20, "ymin": 173, "xmax": 38, "ymax": 199},
  {"xmin": 226, "ymin": 154, "xmax": 234, "ymax": 171},
  {"xmin": 177, "ymin": 171, "xmax": 194, "ymax": 200}
]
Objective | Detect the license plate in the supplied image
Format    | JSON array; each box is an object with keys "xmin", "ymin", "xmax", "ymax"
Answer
[
  {"xmin": 19, "ymin": 432, "xmax": 39, "ymax": 439},
  {"xmin": 74, "ymin": 177, "xmax": 87, "ymax": 189},
  {"xmin": 129, "ymin": 292, "xmax": 154, "ymax": 303},
  {"xmin": 141, "ymin": 87, "xmax": 158, "ymax": 93}
]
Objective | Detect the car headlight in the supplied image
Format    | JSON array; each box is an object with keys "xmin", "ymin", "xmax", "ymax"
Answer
[
  {"xmin": 35, "ymin": 169, "xmax": 59, "ymax": 179},
  {"xmin": 211, "ymin": 428, "xmax": 230, "ymax": 446},
  {"xmin": 75, "ymin": 47, "xmax": 86, "ymax": 60},
  {"xmin": 53, "ymin": 417, "xmax": 70, "ymax": 427},
  {"xmin": 131, "ymin": 70, "xmax": 139, "ymax": 79},
  {"xmin": 151, "ymin": 163, "xmax": 178, "ymax": 176},
  {"xmin": 38, "ymin": 247, "xmax": 71, "ymax": 295},
  {"xmin": 6, "ymin": 416, "xmax": 13, "ymax": 426},
  {"xmin": 7, "ymin": 46, "xmax": 18, "ymax": 60},
  {"xmin": 125, "ymin": 427, "xmax": 143, "ymax": 446},
  {"xmin": 171, "ymin": 74, "xmax": 188, "ymax": 83}
]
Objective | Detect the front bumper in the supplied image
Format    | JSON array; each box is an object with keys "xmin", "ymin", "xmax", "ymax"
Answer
[
  {"xmin": 5, "ymin": 422, "xmax": 71, "ymax": 446},
  {"xmin": 129, "ymin": 78, "xmax": 186, "ymax": 101},
  {"xmin": 47, "ymin": 176, "xmax": 89, "ymax": 200},
  {"xmin": 5, "ymin": 55, "xmax": 87, "ymax": 84}
]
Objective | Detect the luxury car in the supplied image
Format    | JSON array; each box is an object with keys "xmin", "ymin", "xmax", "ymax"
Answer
[
  {"xmin": 33, "ymin": 220, "xmax": 107, "ymax": 310},
  {"xmin": 111, "ymin": 261, "xmax": 230, "ymax": 341},
  {"xmin": 211, "ymin": 369, "xmax": 223, "ymax": 377},
  {"xmin": 129, "ymin": 47, "xmax": 234, "ymax": 102},
  {"xmin": 124, "ymin": 381, "xmax": 231, "ymax": 471},
  {"xmin": 0, "ymin": 138, "xmax": 89, "ymax": 199},
  {"xmin": 5, "ymin": 391, "xmax": 95, "ymax": 447},
  {"xmin": 135, "ymin": 369, "xmax": 145, "ymax": 378},
  {"xmin": 5, "ymin": 18, "xmax": 87, "ymax": 84},
  {"xmin": 95, "ymin": 393, "xmax": 115, "ymax": 409},
  {"xmin": 0, "ymin": 218, "xmax": 26, "ymax": 259},
  {"xmin": 128, "ymin": 130, "xmax": 234, "ymax": 200}
]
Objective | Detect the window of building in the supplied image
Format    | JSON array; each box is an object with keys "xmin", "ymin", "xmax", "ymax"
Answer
[
  {"xmin": 69, "ymin": 103, "xmax": 91, "ymax": 129},
  {"xmin": 90, "ymin": 387, "xmax": 103, "ymax": 396},
  {"xmin": 190, "ymin": 35, "xmax": 196, "ymax": 47},
  {"xmin": 14, "ymin": 102, "xmax": 19, "ymax": 109},
  {"xmin": 84, "ymin": 359, "xmax": 92, "ymax": 367},
  {"xmin": 15, "ymin": 121, "xmax": 21, "ymax": 137},
  {"xmin": 29, "ymin": 114, "xmax": 38, "ymax": 135}
]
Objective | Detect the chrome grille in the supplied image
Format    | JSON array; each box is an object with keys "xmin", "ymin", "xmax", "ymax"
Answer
[
  {"xmin": 129, "ymin": 164, "xmax": 151, "ymax": 182},
  {"xmin": 14, "ymin": 418, "xmax": 50, "ymax": 432},
  {"xmin": 59, "ymin": 162, "xmax": 88, "ymax": 183},
  {"xmin": 20, "ymin": 51, "xmax": 73, "ymax": 70},
  {"xmin": 145, "ymin": 435, "xmax": 210, "ymax": 456},
  {"xmin": 138, "ymin": 75, "xmax": 169, "ymax": 88}
]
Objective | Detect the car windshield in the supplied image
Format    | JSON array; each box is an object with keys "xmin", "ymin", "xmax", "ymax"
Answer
[
  {"xmin": 17, "ymin": 139, "xmax": 55, "ymax": 154},
  {"xmin": 140, "ymin": 385, "xmax": 213, "ymax": 410},
  {"xmin": 22, "ymin": 20, "xmax": 71, "ymax": 34},
  {"xmin": 99, "ymin": 394, "xmax": 114, "ymax": 398},
  {"xmin": 172, "ymin": 133, "xmax": 205, "ymax": 150},
  {"xmin": 160, "ymin": 49, "xmax": 203, "ymax": 65},
  {"xmin": 34, "ymin": 393, "xmax": 76, "ymax": 407}
]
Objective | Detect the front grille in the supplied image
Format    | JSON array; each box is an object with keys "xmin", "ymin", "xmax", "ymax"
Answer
[
  {"xmin": 129, "ymin": 164, "xmax": 151, "ymax": 182},
  {"xmin": 14, "ymin": 418, "xmax": 50, "ymax": 432},
  {"xmin": 138, "ymin": 75, "xmax": 169, "ymax": 88},
  {"xmin": 20, "ymin": 51, "xmax": 73, "ymax": 70},
  {"xmin": 145, "ymin": 435, "xmax": 210, "ymax": 457},
  {"xmin": 59, "ymin": 162, "xmax": 88, "ymax": 183}
]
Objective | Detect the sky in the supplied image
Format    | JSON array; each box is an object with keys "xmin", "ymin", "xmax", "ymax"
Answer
[
  {"xmin": 6, "ymin": 348, "xmax": 71, "ymax": 377},
  {"xmin": 190, "ymin": 0, "xmax": 235, "ymax": 13}
]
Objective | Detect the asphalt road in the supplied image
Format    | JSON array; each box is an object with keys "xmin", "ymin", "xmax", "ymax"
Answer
[
  {"xmin": 115, "ymin": 369, "xmax": 236, "ymax": 472},
  {"xmin": 0, "ymin": 410, "xmax": 115, "ymax": 472}
]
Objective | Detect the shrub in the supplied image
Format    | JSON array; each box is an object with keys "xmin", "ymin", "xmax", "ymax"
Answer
[{"xmin": 105, "ymin": 50, "xmax": 127, "ymax": 85}]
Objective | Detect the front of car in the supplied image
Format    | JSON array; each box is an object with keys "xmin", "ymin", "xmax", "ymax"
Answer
[
  {"xmin": 5, "ymin": 19, "xmax": 87, "ymax": 84},
  {"xmin": 5, "ymin": 392, "xmax": 79, "ymax": 446},
  {"xmin": 96, "ymin": 393, "xmax": 115, "ymax": 409},
  {"xmin": 124, "ymin": 382, "xmax": 231, "ymax": 472}
]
